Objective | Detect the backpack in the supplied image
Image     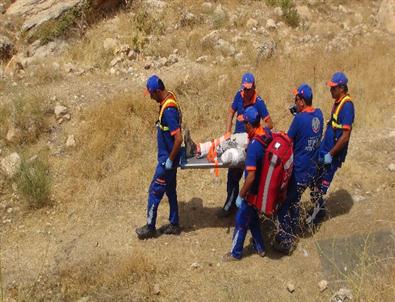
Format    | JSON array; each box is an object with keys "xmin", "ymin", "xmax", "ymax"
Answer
[{"xmin": 246, "ymin": 132, "xmax": 293, "ymax": 217}]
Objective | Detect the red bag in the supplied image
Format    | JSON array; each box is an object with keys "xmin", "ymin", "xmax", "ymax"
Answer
[{"xmin": 246, "ymin": 132, "xmax": 293, "ymax": 217}]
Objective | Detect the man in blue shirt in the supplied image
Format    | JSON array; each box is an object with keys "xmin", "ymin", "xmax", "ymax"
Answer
[
  {"xmin": 136, "ymin": 75, "xmax": 183, "ymax": 240},
  {"xmin": 219, "ymin": 72, "xmax": 273, "ymax": 217},
  {"xmin": 306, "ymin": 72, "xmax": 355, "ymax": 226},
  {"xmin": 273, "ymin": 84, "xmax": 324, "ymax": 254},
  {"xmin": 223, "ymin": 106, "xmax": 270, "ymax": 261}
]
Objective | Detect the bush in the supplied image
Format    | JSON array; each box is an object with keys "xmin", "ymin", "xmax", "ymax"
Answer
[
  {"xmin": 16, "ymin": 157, "xmax": 51, "ymax": 209},
  {"xmin": 265, "ymin": 0, "xmax": 300, "ymax": 28},
  {"xmin": 4, "ymin": 91, "xmax": 50, "ymax": 145},
  {"xmin": 280, "ymin": 0, "xmax": 300, "ymax": 28}
]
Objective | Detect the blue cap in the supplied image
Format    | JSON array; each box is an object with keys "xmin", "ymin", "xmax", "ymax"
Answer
[
  {"xmin": 293, "ymin": 83, "xmax": 313, "ymax": 101},
  {"xmin": 327, "ymin": 72, "xmax": 348, "ymax": 87},
  {"xmin": 241, "ymin": 72, "xmax": 255, "ymax": 89},
  {"xmin": 145, "ymin": 75, "xmax": 163, "ymax": 94},
  {"xmin": 243, "ymin": 106, "xmax": 260, "ymax": 125}
]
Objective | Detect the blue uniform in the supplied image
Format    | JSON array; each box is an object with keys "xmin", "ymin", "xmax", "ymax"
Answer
[
  {"xmin": 147, "ymin": 95, "xmax": 181, "ymax": 229},
  {"xmin": 223, "ymin": 91, "xmax": 270, "ymax": 212},
  {"xmin": 319, "ymin": 97, "xmax": 354, "ymax": 194},
  {"xmin": 276, "ymin": 107, "xmax": 324, "ymax": 245},
  {"xmin": 231, "ymin": 128, "xmax": 269, "ymax": 259},
  {"xmin": 231, "ymin": 91, "xmax": 270, "ymax": 134}
]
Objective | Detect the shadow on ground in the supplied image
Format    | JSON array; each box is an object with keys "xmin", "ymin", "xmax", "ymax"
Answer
[{"xmin": 178, "ymin": 197, "xmax": 235, "ymax": 232}]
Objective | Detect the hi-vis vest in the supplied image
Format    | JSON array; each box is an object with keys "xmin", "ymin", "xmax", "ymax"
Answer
[
  {"xmin": 157, "ymin": 91, "xmax": 181, "ymax": 132},
  {"xmin": 329, "ymin": 95, "xmax": 352, "ymax": 130}
]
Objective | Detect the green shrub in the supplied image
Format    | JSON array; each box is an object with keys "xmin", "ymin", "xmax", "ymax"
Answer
[
  {"xmin": 6, "ymin": 92, "xmax": 50, "ymax": 144},
  {"xmin": 280, "ymin": 0, "xmax": 300, "ymax": 27},
  {"xmin": 265, "ymin": 0, "xmax": 300, "ymax": 28},
  {"xmin": 16, "ymin": 157, "xmax": 51, "ymax": 209}
]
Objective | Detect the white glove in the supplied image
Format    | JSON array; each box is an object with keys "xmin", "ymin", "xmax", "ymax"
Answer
[
  {"xmin": 236, "ymin": 195, "xmax": 244, "ymax": 208},
  {"xmin": 165, "ymin": 158, "xmax": 173, "ymax": 170}
]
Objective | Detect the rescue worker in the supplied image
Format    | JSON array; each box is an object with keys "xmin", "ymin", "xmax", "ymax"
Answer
[
  {"xmin": 219, "ymin": 72, "xmax": 273, "ymax": 217},
  {"xmin": 306, "ymin": 72, "xmax": 355, "ymax": 226},
  {"xmin": 273, "ymin": 84, "xmax": 324, "ymax": 254},
  {"xmin": 136, "ymin": 75, "xmax": 183, "ymax": 240},
  {"xmin": 223, "ymin": 106, "xmax": 270, "ymax": 261}
]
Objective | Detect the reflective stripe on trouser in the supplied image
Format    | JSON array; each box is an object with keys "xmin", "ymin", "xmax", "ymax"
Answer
[
  {"xmin": 319, "ymin": 162, "xmax": 340, "ymax": 194},
  {"xmin": 147, "ymin": 163, "xmax": 178, "ymax": 228},
  {"xmin": 276, "ymin": 176, "xmax": 308, "ymax": 244},
  {"xmin": 231, "ymin": 200, "xmax": 265, "ymax": 259},
  {"xmin": 224, "ymin": 167, "xmax": 243, "ymax": 211}
]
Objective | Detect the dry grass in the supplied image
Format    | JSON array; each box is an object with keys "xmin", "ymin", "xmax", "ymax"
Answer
[
  {"xmin": 0, "ymin": 88, "xmax": 51, "ymax": 145},
  {"xmin": 1, "ymin": 1, "xmax": 394, "ymax": 301},
  {"xmin": 12, "ymin": 251, "xmax": 158, "ymax": 301}
]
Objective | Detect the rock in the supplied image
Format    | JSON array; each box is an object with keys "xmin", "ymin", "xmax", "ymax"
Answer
[
  {"xmin": 76, "ymin": 297, "xmax": 91, "ymax": 302},
  {"xmin": 190, "ymin": 262, "xmax": 200, "ymax": 269},
  {"xmin": 286, "ymin": 282, "xmax": 295, "ymax": 293},
  {"xmin": 180, "ymin": 12, "xmax": 197, "ymax": 27},
  {"xmin": 246, "ymin": 18, "xmax": 258, "ymax": 29},
  {"xmin": 388, "ymin": 163, "xmax": 395, "ymax": 172},
  {"xmin": 0, "ymin": 4, "xmax": 5, "ymax": 14},
  {"xmin": 266, "ymin": 19, "xmax": 277, "ymax": 30},
  {"xmin": 296, "ymin": 5, "xmax": 312, "ymax": 21},
  {"xmin": 274, "ymin": 7, "xmax": 283, "ymax": 17},
  {"xmin": 7, "ymin": 0, "xmax": 123, "ymax": 32},
  {"xmin": 352, "ymin": 12, "xmax": 363, "ymax": 24},
  {"xmin": 201, "ymin": 30, "xmax": 221, "ymax": 48},
  {"xmin": 0, "ymin": 35, "xmax": 14, "ymax": 61},
  {"xmin": 7, "ymin": 207, "xmax": 13, "ymax": 214},
  {"xmin": 389, "ymin": 130, "xmax": 395, "ymax": 137},
  {"xmin": 64, "ymin": 63, "xmax": 76, "ymax": 73},
  {"xmin": 66, "ymin": 135, "xmax": 76, "ymax": 148},
  {"xmin": 54, "ymin": 105, "xmax": 68, "ymax": 119},
  {"xmin": 31, "ymin": 41, "xmax": 57, "ymax": 59},
  {"xmin": 318, "ymin": 280, "xmax": 328, "ymax": 292},
  {"xmin": 213, "ymin": 4, "xmax": 226, "ymax": 21},
  {"xmin": 353, "ymin": 195, "xmax": 366, "ymax": 202},
  {"xmin": 103, "ymin": 38, "xmax": 118, "ymax": 52},
  {"xmin": 110, "ymin": 56, "xmax": 122, "ymax": 67},
  {"xmin": 216, "ymin": 39, "xmax": 236, "ymax": 56},
  {"xmin": 165, "ymin": 54, "xmax": 178, "ymax": 66},
  {"xmin": 202, "ymin": 2, "xmax": 213, "ymax": 13},
  {"xmin": 378, "ymin": 0, "xmax": 395, "ymax": 34},
  {"xmin": 127, "ymin": 49, "xmax": 137, "ymax": 60},
  {"xmin": 144, "ymin": 63, "xmax": 151, "ymax": 70},
  {"xmin": 1, "ymin": 152, "xmax": 21, "ymax": 178},
  {"xmin": 338, "ymin": 5, "xmax": 349, "ymax": 14},
  {"xmin": 331, "ymin": 288, "xmax": 353, "ymax": 302},
  {"xmin": 6, "ymin": 127, "xmax": 21, "ymax": 143},
  {"xmin": 144, "ymin": 0, "xmax": 166, "ymax": 10},
  {"xmin": 256, "ymin": 39, "xmax": 276, "ymax": 60},
  {"xmin": 153, "ymin": 283, "xmax": 160, "ymax": 295},
  {"xmin": 196, "ymin": 55, "xmax": 208, "ymax": 63}
]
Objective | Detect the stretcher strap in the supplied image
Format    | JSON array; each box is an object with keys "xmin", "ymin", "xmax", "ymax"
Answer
[{"xmin": 207, "ymin": 140, "xmax": 220, "ymax": 176}]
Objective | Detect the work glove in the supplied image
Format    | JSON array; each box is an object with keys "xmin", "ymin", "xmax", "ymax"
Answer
[
  {"xmin": 235, "ymin": 195, "xmax": 244, "ymax": 208},
  {"xmin": 164, "ymin": 158, "xmax": 173, "ymax": 170},
  {"xmin": 323, "ymin": 153, "xmax": 332, "ymax": 165}
]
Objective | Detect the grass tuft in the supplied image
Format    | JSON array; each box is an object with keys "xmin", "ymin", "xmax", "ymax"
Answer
[{"xmin": 16, "ymin": 156, "xmax": 51, "ymax": 209}]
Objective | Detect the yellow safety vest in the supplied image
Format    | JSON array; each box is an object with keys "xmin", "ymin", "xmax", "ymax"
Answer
[
  {"xmin": 158, "ymin": 92, "xmax": 181, "ymax": 132},
  {"xmin": 330, "ymin": 95, "xmax": 352, "ymax": 129}
]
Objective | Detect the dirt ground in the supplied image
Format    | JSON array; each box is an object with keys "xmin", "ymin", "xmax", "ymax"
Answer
[{"xmin": 1, "ymin": 1, "xmax": 395, "ymax": 301}]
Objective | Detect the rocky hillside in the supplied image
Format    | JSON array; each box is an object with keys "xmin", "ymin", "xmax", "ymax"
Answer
[{"xmin": 0, "ymin": 0, "xmax": 394, "ymax": 301}]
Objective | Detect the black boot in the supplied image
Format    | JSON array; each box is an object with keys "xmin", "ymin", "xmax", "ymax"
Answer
[
  {"xmin": 135, "ymin": 224, "xmax": 157, "ymax": 240},
  {"xmin": 184, "ymin": 129, "xmax": 197, "ymax": 158}
]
